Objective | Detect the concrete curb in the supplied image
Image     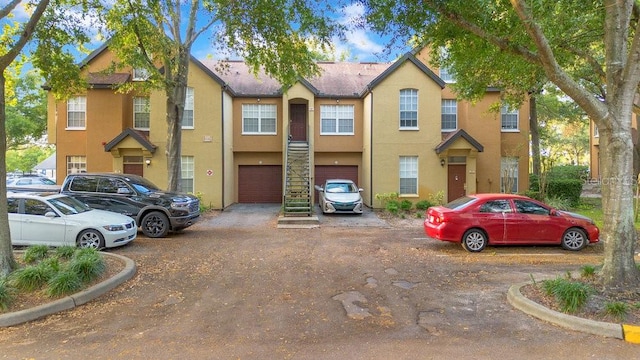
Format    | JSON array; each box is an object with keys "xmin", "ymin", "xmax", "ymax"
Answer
[
  {"xmin": 0, "ymin": 252, "xmax": 136, "ymax": 327},
  {"xmin": 507, "ymin": 282, "xmax": 624, "ymax": 340}
]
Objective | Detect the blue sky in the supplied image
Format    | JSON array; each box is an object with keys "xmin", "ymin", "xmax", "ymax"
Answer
[{"xmin": 7, "ymin": 1, "xmax": 405, "ymax": 66}]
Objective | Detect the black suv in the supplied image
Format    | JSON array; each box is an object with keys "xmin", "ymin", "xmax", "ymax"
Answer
[{"xmin": 60, "ymin": 173, "xmax": 200, "ymax": 238}]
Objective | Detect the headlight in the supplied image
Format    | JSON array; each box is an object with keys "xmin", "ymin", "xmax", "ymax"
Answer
[
  {"xmin": 103, "ymin": 224, "xmax": 125, "ymax": 231},
  {"xmin": 171, "ymin": 202, "xmax": 190, "ymax": 210}
]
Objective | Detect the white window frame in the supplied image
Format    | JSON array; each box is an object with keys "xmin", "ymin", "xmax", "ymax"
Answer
[
  {"xmin": 180, "ymin": 156, "xmax": 194, "ymax": 193},
  {"xmin": 501, "ymin": 105, "xmax": 519, "ymax": 132},
  {"xmin": 66, "ymin": 156, "xmax": 86, "ymax": 175},
  {"xmin": 399, "ymin": 156, "xmax": 418, "ymax": 195},
  {"xmin": 501, "ymin": 157, "xmax": 519, "ymax": 193},
  {"xmin": 182, "ymin": 87, "xmax": 194, "ymax": 129},
  {"xmin": 399, "ymin": 89, "xmax": 418, "ymax": 129},
  {"xmin": 133, "ymin": 96, "xmax": 150, "ymax": 130},
  {"xmin": 441, "ymin": 99, "xmax": 457, "ymax": 131},
  {"xmin": 242, "ymin": 104, "xmax": 277, "ymax": 135},
  {"xmin": 133, "ymin": 68, "xmax": 150, "ymax": 81},
  {"xmin": 67, "ymin": 96, "xmax": 86, "ymax": 129},
  {"xmin": 320, "ymin": 104, "xmax": 354, "ymax": 135},
  {"xmin": 439, "ymin": 66, "xmax": 456, "ymax": 83}
]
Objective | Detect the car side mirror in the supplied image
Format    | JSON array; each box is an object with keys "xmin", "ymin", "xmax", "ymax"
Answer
[
  {"xmin": 44, "ymin": 211, "xmax": 58, "ymax": 218},
  {"xmin": 358, "ymin": 188, "xmax": 364, "ymax": 192},
  {"xmin": 550, "ymin": 209, "xmax": 557, "ymax": 216},
  {"xmin": 314, "ymin": 185, "xmax": 323, "ymax": 191}
]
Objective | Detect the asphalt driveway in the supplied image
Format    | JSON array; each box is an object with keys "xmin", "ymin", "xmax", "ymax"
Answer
[{"xmin": 0, "ymin": 204, "xmax": 636, "ymax": 359}]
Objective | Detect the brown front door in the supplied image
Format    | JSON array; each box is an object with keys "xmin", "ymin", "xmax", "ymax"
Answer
[
  {"xmin": 290, "ymin": 104, "xmax": 307, "ymax": 141},
  {"xmin": 447, "ymin": 164, "xmax": 466, "ymax": 201}
]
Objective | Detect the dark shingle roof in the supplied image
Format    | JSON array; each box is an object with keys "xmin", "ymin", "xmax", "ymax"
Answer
[
  {"xmin": 435, "ymin": 129, "xmax": 484, "ymax": 154},
  {"xmin": 88, "ymin": 73, "xmax": 130, "ymax": 87}
]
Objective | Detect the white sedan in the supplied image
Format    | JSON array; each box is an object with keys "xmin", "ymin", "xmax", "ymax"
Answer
[
  {"xmin": 8, "ymin": 192, "xmax": 137, "ymax": 249},
  {"xmin": 314, "ymin": 179, "xmax": 364, "ymax": 214}
]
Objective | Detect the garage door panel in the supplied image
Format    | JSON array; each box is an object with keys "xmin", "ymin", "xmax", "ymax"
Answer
[{"xmin": 239, "ymin": 166, "xmax": 282, "ymax": 203}]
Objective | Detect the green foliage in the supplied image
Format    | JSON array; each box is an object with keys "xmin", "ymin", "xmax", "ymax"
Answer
[
  {"xmin": 415, "ymin": 200, "xmax": 433, "ymax": 210},
  {"xmin": 541, "ymin": 278, "xmax": 594, "ymax": 313},
  {"xmin": 5, "ymin": 70, "xmax": 48, "ymax": 149},
  {"xmin": 546, "ymin": 179, "xmax": 582, "ymax": 206},
  {"xmin": 579, "ymin": 265, "xmax": 597, "ymax": 278},
  {"xmin": 46, "ymin": 270, "xmax": 82, "ymax": 297},
  {"xmin": 23, "ymin": 245, "xmax": 50, "ymax": 264},
  {"xmin": 543, "ymin": 195, "xmax": 572, "ymax": 211},
  {"xmin": 547, "ymin": 165, "xmax": 589, "ymax": 181},
  {"xmin": 69, "ymin": 250, "xmax": 105, "ymax": 283},
  {"xmin": 400, "ymin": 199, "xmax": 413, "ymax": 211},
  {"xmin": 0, "ymin": 278, "xmax": 15, "ymax": 311},
  {"xmin": 55, "ymin": 246, "xmax": 77, "ymax": 260},
  {"xmin": 386, "ymin": 200, "xmax": 400, "ymax": 214},
  {"xmin": 375, "ymin": 192, "xmax": 399, "ymax": 207},
  {"xmin": 6, "ymin": 146, "xmax": 55, "ymax": 174},
  {"xmin": 10, "ymin": 264, "xmax": 53, "ymax": 292},
  {"xmin": 604, "ymin": 302, "xmax": 628, "ymax": 322},
  {"xmin": 428, "ymin": 191, "xmax": 445, "ymax": 206}
]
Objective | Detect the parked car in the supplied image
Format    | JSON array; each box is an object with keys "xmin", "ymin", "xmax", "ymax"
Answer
[
  {"xmin": 8, "ymin": 192, "xmax": 136, "ymax": 249},
  {"xmin": 424, "ymin": 193, "xmax": 599, "ymax": 252},
  {"xmin": 6, "ymin": 175, "xmax": 60, "ymax": 192},
  {"xmin": 60, "ymin": 173, "xmax": 200, "ymax": 238},
  {"xmin": 314, "ymin": 179, "xmax": 364, "ymax": 214}
]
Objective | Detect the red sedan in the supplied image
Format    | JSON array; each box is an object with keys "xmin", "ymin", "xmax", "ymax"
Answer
[{"xmin": 424, "ymin": 193, "xmax": 599, "ymax": 252}]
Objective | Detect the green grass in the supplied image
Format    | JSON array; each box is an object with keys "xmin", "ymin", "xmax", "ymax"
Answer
[{"xmin": 572, "ymin": 197, "xmax": 640, "ymax": 229}]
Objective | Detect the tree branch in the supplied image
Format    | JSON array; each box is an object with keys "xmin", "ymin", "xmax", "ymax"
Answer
[
  {"xmin": 0, "ymin": 0, "xmax": 50, "ymax": 69},
  {"xmin": 0, "ymin": 0, "xmax": 22, "ymax": 20}
]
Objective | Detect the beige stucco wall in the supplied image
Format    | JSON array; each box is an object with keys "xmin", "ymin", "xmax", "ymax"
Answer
[
  {"xmin": 146, "ymin": 61, "xmax": 225, "ymax": 208},
  {"xmin": 370, "ymin": 61, "xmax": 447, "ymax": 208}
]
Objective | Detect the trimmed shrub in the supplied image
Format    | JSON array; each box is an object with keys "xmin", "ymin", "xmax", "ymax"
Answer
[
  {"xmin": 400, "ymin": 199, "xmax": 413, "ymax": 211},
  {"xmin": 386, "ymin": 200, "xmax": 400, "ymax": 214},
  {"xmin": 546, "ymin": 179, "xmax": 582, "ymax": 206},
  {"xmin": 415, "ymin": 200, "xmax": 433, "ymax": 210}
]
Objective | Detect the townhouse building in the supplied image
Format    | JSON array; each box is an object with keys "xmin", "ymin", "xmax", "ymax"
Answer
[{"xmin": 47, "ymin": 44, "xmax": 530, "ymax": 213}]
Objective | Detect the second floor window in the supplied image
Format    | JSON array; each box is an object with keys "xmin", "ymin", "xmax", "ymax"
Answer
[
  {"xmin": 320, "ymin": 105, "xmax": 354, "ymax": 135},
  {"xmin": 441, "ymin": 99, "xmax": 457, "ymax": 131},
  {"xmin": 501, "ymin": 105, "xmax": 519, "ymax": 131},
  {"xmin": 67, "ymin": 96, "xmax": 86, "ymax": 129},
  {"xmin": 182, "ymin": 87, "xmax": 194, "ymax": 129},
  {"xmin": 133, "ymin": 68, "xmax": 150, "ymax": 81},
  {"xmin": 399, "ymin": 89, "xmax": 418, "ymax": 129},
  {"xmin": 134, "ymin": 97, "xmax": 150, "ymax": 129},
  {"xmin": 242, "ymin": 104, "xmax": 276, "ymax": 134}
]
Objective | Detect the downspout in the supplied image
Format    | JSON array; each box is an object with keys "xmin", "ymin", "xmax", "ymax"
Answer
[
  {"xmin": 220, "ymin": 86, "xmax": 225, "ymax": 209},
  {"xmin": 369, "ymin": 89, "xmax": 374, "ymax": 208}
]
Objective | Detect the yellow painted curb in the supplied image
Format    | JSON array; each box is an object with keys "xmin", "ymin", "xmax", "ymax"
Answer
[{"xmin": 623, "ymin": 324, "xmax": 640, "ymax": 344}]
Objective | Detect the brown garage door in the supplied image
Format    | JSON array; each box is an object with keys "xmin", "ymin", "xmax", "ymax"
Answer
[
  {"xmin": 238, "ymin": 165, "xmax": 282, "ymax": 203},
  {"xmin": 315, "ymin": 165, "xmax": 359, "ymax": 202}
]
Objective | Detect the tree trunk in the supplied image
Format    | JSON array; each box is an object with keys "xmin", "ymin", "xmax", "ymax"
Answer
[
  {"xmin": 0, "ymin": 74, "xmax": 17, "ymax": 276},
  {"xmin": 529, "ymin": 93, "xmax": 541, "ymax": 178},
  {"xmin": 165, "ymin": 49, "xmax": 191, "ymax": 192},
  {"xmin": 598, "ymin": 106, "xmax": 640, "ymax": 291}
]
